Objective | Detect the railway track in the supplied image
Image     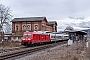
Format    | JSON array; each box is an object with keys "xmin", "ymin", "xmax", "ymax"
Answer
[
  {"xmin": 0, "ymin": 46, "xmax": 27, "ymax": 54},
  {"xmin": 0, "ymin": 41, "xmax": 67, "ymax": 60}
]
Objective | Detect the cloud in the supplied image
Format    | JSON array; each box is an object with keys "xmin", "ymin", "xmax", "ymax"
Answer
[
  {"xmin": 1, "ymin": 0, "xmax": 90, "ymax": 19},
  {"xmin": 55, "ymin": 17, "xmax": 90, "ymax": 31},
  {"xmin": 1, "ymin": 0, "xmax": 90, "ymax": 31}
]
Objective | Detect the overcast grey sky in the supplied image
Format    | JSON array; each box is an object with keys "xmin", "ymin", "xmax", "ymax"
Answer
[{"xmin": 1, "ymin": 0, "xmax": 90, "ymax": 31}]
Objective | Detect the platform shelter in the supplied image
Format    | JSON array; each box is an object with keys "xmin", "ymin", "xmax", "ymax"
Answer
[{"xmin": 68, "ymin": 31, "xmax": 87, "ymax": 43}]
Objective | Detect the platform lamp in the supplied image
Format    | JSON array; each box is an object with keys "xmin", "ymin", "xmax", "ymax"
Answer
[
  {"xmin": 87, "ymin": 27, "xmax": 90, "ymax": 41},
  {"xmin": 88, "ymin": 27, "xmax": 90, "ymax": 40}
]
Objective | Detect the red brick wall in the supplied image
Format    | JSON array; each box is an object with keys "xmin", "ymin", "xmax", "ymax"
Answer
[
  {"xmin": 12, "ymin": 22, "xmax": 15, "ymax": 33},
  {"xmin": 12, "ymin": 21, "xmax": 57, "ymax": 33}
]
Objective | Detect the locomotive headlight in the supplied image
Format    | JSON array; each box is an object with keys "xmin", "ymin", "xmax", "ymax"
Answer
[
  {"xmin": 28, "ymin": 38, "xmax": 30, "ymax": 40},
  {"xmin": 23, "ymin": 39, "xmax": 25, "ymax": 40}
]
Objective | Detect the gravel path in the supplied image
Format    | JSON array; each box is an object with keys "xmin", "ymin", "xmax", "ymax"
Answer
[{"xmin": 16, "ymin": 42, "xmax": 90, "ymax": 60}]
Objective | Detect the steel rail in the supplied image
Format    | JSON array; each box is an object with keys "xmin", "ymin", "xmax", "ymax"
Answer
[{"xmin": 0, "ymin": 41, "xmax": 67, "ymax": 60}]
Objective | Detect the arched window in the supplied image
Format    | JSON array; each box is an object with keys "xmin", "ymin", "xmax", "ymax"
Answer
[
  {"xmin": 42, "ymin": 26, "xmax": 45, "ymax": 31},
  {"xmin": 27, "ymin": 25, "xmax": 30, "ymax": 30},
  {"xmin": 23, "ymin": 25, "xmax": 26, "ymax": 31},
  {"xmin": 35, "ymin": 25, "xmax": 38, "ymax": 31},
  {"xmin": 16, "ymin": 25, "xmax": 18, "ymax": 31}
]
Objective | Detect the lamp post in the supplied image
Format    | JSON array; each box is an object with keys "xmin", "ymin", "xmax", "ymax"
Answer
[{"xmin": 88, "ymin": 27, "xmax": 89, "ymax": 40}]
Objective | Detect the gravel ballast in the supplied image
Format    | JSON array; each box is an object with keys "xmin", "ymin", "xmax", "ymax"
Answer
[{"xmin": 16, "ymin": 42, "xmax": 90, "ymax": 60}]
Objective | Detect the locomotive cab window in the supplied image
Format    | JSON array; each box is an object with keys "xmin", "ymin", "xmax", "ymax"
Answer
[
  {"xmin": 28, "ymin": 34, "xmax": 31, "ymax": 36},
  {"xmin": 23, "ymin": 34, "xmax": 31, "ymax": 36},
  {"xmin": 23, "ymin": 34, "xmax": 28, "ymax": 36}
]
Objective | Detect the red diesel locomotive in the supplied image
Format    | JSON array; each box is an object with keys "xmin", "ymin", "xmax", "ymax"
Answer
[
  {"xmin": 21, "ymin": 31, "xmax": 69, "ymax": 46},
  {"xmin": 21, "ymin": 31, "xmax": 50, "ymax": 45}
]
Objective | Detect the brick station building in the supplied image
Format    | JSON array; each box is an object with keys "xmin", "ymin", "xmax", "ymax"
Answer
[{"xmin": 11, "ymin": 17, "xmax": 57, "ymax": 41}]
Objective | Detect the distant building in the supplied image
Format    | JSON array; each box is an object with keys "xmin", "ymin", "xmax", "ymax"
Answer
[
  {"xmin": 12, "ymin": 17, "xmax": 57, "ymax": 32},
  {"xmin": 11, "ymin": 17, "xmax": 57, "ymax": 41}
]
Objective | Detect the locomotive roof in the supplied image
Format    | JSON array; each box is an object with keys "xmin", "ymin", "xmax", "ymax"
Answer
[
  {"xmin": 50, "ymin": 33, "xmax": 69, "ymax": 36},
  {"xmin": 24, "ymin": 31, "xmax": 49, "ymax": 34}
]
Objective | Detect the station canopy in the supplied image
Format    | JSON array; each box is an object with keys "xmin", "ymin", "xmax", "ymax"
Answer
[{"xmin": 69, "ymin": 31, "xmax": 87, "ymax": 35}]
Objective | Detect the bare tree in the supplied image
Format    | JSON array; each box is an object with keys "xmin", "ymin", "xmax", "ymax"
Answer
[
  {"xmin": 64, "ymin": 26, "xmax": 74, "ymax": 31},
  {"xmin": 0, "ymin": 4, "xmax": 12, "ymax": 33}
]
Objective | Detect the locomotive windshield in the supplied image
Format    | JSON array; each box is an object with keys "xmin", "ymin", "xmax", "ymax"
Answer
[{"xmin": 23, "ymin": 34, "xmax": 31, "ymax": 36}]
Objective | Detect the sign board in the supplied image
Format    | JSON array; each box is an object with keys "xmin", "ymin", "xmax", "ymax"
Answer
[
  {"xmin": 86, "ymin": 42, "xmax": 89, "ymax": 48},
  {"xmin": 68, "ymin": 39, "xmax": 73, "ymax": 45}
]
